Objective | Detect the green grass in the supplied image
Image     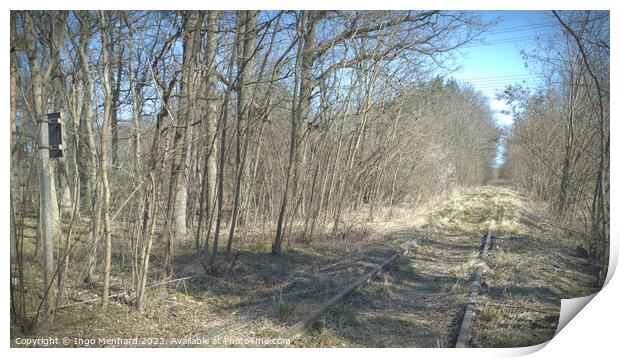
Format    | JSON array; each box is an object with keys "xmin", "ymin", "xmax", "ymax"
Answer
[
  {"xmin": 397, "ymin": 256, "xmax": 422, "ymax": 281},
  {"xmin": 491, "ymin": 336, "xmax": 519, "ymax": 348},
  {"xmin": 376, "ymin": 285, "xmax": 390, "ymax": 297},
  {"xmin": 259, "ymin": 328, "xmax": 281, "ymax": 338},
  {"xmin": 478, "ymin": 303, "xmax": 504, "ymax": 323},
  {"xmin": 274, "ymin": 301, "xmax": 296, "ymax": 319},
  {"xmin": 331, "ymin": 303, "xmax": 361, "ymax": 327}
]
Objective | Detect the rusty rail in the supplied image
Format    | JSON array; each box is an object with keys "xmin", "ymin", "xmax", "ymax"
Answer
[
  {"xmin": 283, "ymin": 245, "xmax": 412, "ymax": 340},
  {"xmin": 455, "ymin": 232, "xmax": 494, "ymax": 348}
]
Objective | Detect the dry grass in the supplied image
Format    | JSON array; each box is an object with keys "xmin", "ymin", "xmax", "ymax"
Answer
[
  {"xmin": 468, "ymin": 186, "xmax": 601, "ymax": 347},
  {"xmin": 11, "ymin": 186, "xmax": 601, "ymax": 348}
]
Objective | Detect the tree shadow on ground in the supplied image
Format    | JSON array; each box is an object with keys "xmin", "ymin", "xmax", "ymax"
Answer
[{"xmin": 167, "ymin": 227, "xmax": 424, "ymax": 332}]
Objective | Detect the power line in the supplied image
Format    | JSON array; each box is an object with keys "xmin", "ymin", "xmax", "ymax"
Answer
[
  {"xmin": 469, "ymin": 79, "xmax": 543, "ymax": 87},
  {"xmin": 447, "ymin": 21, "xmax": 556, "ymax": 41},
  {"xmin": 456, "ymin": 74, "xmax": 534, "ymax": 81},
  {"xmin": 465, "ymin": 77, "xmax": 538, "ymax": 85},
  {"xmin": 473, "ymin": 84, "xmax": 543, "ymax": 92},
  {"xmin": 473, "ymin": 80, "xmax": 541, "ymax": 86},
  {"xmin": 462, "ymin": 33, "xmax": 554, "ymax": 48},
  {"xmin": 491, "ymin": 21, "xmax": 556, "ymax": 31},
  {"xmin": 489, "ymin": 22, "xmax": 557, "ymax": 35},
  {"xmin": 454, "ymin": 77, "xmax": 541, "ymax": 88}
]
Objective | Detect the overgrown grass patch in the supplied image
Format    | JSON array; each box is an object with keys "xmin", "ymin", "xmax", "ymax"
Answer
[
  {"xmin": 331, "ymin": 303, "xmax": 361, "ymax": 328},
  {"xmin": 478, "ymin": 302, "xmax": 505, "ymax": 323},
  {"xmin": 274, "ymin": 301, "xmax": 296, "ymax": 319},
  {"xmin": 448, "ymin": 253, "xmax": 480, "ymax": 280}
]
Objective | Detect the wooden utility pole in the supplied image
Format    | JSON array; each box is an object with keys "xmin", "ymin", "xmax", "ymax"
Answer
[{"xmin": 38, "ymin": 113, "xmax": 56, "ymax": 318}]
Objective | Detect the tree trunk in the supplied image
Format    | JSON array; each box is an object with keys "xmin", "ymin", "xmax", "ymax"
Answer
[
  {"xmin": 161, "ymin": 11, "xmax": 204, "ymax": 276},
  {"xmin": 226, "ymin": 10, "xmax": 257, "ymax": 255},
  {"xmin": 99, "ymin": 11, "xmax": 114, "ymax": 309}
]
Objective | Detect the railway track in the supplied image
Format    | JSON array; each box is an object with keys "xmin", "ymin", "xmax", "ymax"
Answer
[
  {"xmin": 283, "ymin": 240, "xmax": 417, "ymax": 340},
  {"xmin": 455, "ymin": 232, "xmax": 494, "ymax": 347},
  {"xmin": 282, "ymin": 230, "xmax": 495, "ymax": 347}
]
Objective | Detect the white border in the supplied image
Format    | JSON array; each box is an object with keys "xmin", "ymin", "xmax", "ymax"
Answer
[{"xmin": 2, "ymin": 1, "xmax": 617, "ymax": 358}]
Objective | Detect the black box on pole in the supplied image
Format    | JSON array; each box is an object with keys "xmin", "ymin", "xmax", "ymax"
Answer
[{"xmin": 47, "ymin": 112, "xmax": 63, "ymax": 158}]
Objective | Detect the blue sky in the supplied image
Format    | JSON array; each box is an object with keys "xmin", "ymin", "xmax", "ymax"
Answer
[
  {"xmin": 452, "ymin": 10, "xmax": 555, "ymax": 128},
  {"xmin": 447, "ymin": 10, "xmax": 558, "ymax": 168}
]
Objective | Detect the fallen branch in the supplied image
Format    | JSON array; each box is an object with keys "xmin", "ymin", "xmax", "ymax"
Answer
[
  {"xmin": 51, "ymin": 274, "xmax": 205, "ymax": 311},
  {"xmin": 502, "ymin": 294, "xmax": 557, "ymax": 315},
  {"xmin": 485, "ymin": 301, "xmax": 555, "ymax": 315}
]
